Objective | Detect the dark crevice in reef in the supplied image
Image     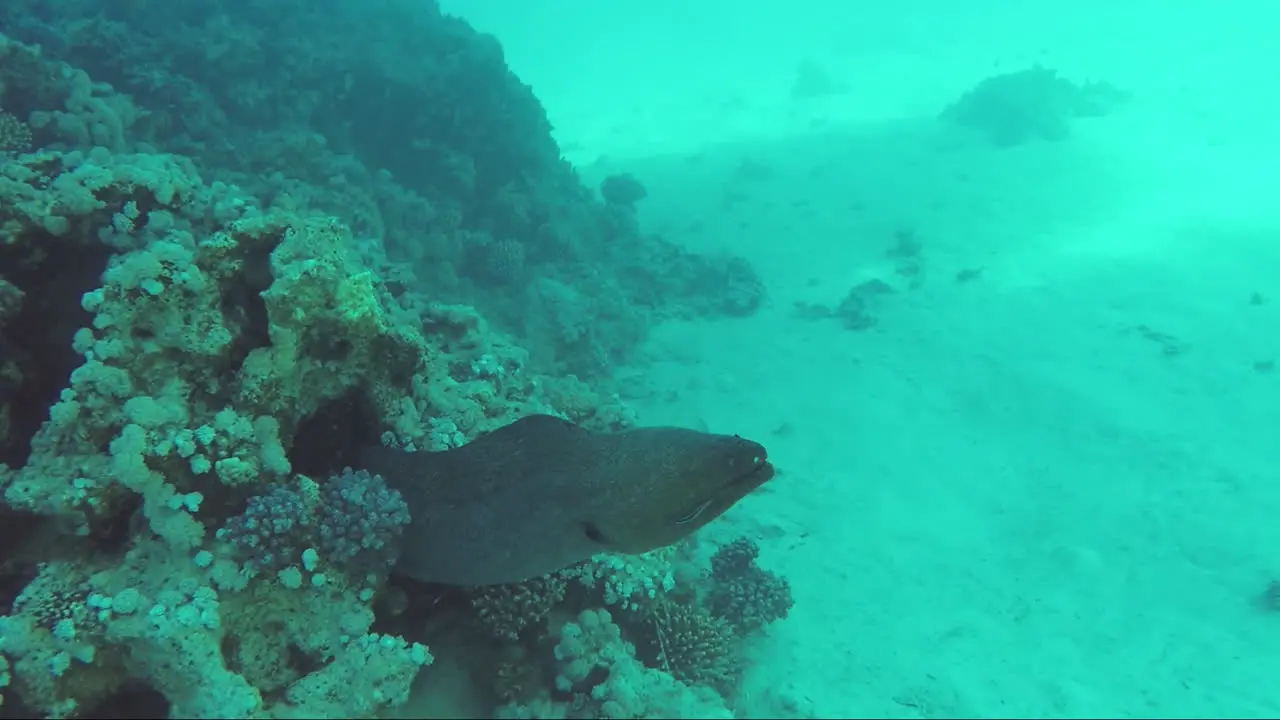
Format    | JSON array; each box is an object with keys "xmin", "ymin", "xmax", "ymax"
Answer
[
  {"xmin": 0, "ymin": 690, "xmax": 37, "ymax": 719},
  {"xmin": 0, "ymin": 233, "xmax": 112, "ymax": 468},
  {"xmin": 371, "ymin": 575, "xmax": 464, "ymax": 644},
  {"xmin": 86, "ymin": 492, "xmax": 143, "ymax": 555},
  {"xmin": 0, "ymin": 519, "xmax": 41, "ymax": 613},
  {"xmin": 80, "ymin": 682, "xmax": 170, "ymax": 719},
  {"xmin": 217, "ymin": 243, "xmax": 274, "ymax": 379},
  {"xmin": 285, "ymin": 641, "xmax": 324, "ymax": 677},
  {"xmin": 287, "ymin": 389, "xmax": 383, "ymax": 480}
]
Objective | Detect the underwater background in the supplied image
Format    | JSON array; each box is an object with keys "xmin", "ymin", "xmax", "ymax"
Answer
[{"xmin": 1, "ymin": 0, "xmax": 1278, "ymax": 717}]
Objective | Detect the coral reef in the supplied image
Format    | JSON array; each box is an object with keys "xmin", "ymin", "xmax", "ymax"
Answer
[
  {"xmin": 941, "ymin": 65, "xmax": 1131, "ymax": 147},
  {"xmin": 0, "ymin": 146, "xmax": 438, "ymax": 716},
  {"xmin": 0, "ymin": 1, "xmax": 765, "ymax": 377},
  {"xmin": 0, "ymin": 3, "xmax": 788, "ymax": 716},
  {"xmin": 599, "ymin": 173, "xmax": 649, "ymax": 207}
]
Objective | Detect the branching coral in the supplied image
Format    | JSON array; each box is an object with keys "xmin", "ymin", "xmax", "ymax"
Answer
[
  {"xmin": 708, "ymin": 537, "xmax": 794, "ymax": 635},
  {"xmin": 217, "ymin": 468, "xmax": 409, "ymax": 579},
  {"xmin": 467, "ymin": 573, "xmax": 569, "ymax": 642},
  {"xmin": 639, "ymin": 600, "xmax": 742, "ymax": 695}
]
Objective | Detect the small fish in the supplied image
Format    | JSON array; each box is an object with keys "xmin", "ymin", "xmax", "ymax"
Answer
[{"xmin": 360, "ymin": 414, "xmax": 774, "ymax": 586}]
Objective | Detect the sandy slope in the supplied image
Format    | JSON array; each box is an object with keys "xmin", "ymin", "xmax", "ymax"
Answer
[
  {"xmin": 611, "ymin": 124, "xmax": 1280, "ymax": 717},
  {"xmin": 443, "ymin": 1, "xmax": 1280, "ymax": 715}
]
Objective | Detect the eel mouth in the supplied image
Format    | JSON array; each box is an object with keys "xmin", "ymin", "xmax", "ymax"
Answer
[
  {"xmin": 673, "ymin": 456, "xmax": 774, "ymax": 529},
  {"xmin": 732, "ymin": 457, "xmax": 774, "ymax": 491}
]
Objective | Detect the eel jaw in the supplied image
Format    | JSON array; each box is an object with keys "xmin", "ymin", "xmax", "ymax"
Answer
[{"xmin": 731, "ymin": 458, "xmax": 774, "ymax": 492}]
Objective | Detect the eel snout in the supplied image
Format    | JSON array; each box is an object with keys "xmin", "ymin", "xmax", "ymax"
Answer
[{"xmin": 728, "ymin": 444, "xmax": 774, "ymax": 490}]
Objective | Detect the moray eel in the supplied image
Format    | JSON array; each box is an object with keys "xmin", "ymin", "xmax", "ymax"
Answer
[{"xmin": 359, "ymin": 414, "xmax": 774, "ymax": 586}]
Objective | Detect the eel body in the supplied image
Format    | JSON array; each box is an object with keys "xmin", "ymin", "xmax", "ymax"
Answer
[{"xmin": 359, "ymin": 414, "xmax": 773, "ymax": 586}]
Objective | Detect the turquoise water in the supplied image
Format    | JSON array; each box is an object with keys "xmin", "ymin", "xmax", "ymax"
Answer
[{"xmin": 0, "ymin": 1, "xmax": 1277, "ymax": 717}]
